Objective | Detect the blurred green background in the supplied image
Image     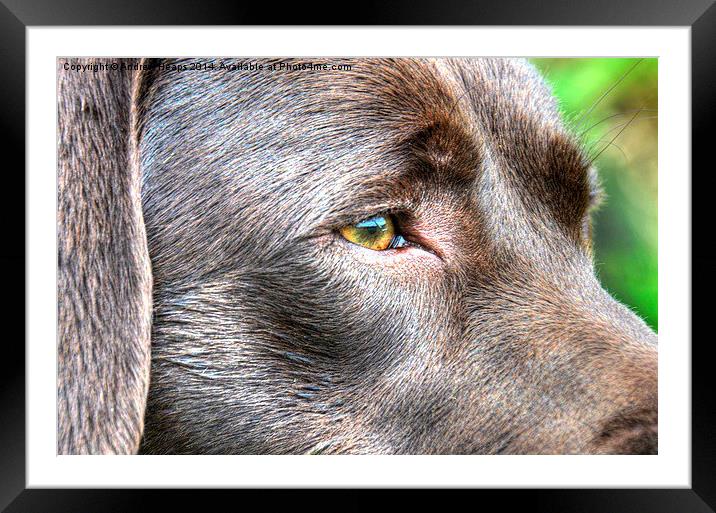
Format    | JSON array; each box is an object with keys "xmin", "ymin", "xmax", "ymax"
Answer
[{"xmin": 530, "ymin": 58, "xmax": 658, "ymax": 331}]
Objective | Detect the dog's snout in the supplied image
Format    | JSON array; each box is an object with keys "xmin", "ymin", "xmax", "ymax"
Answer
[
  {"xmin": 464, "ymin": 274, "xmax": 658, "ymax": 454},
  {"xmin": 594, "ymin": 409, "xmax": 658, "ymax": 454},
  {"xmin": 578, "ymin": 295, "xmax": 658, "ymax": 454},
  {"xmin": 583, "ymin": 298, "xmax": 658, "ymax": 454}
]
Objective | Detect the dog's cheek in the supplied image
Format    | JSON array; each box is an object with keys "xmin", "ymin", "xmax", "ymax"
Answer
[
  {"xmin": 302, "ymin": 251, "xmax": 477, "ymax": 452},
  {"xmin": 141, "ymin": 277, "xmax": 339, "ymax": 454}
]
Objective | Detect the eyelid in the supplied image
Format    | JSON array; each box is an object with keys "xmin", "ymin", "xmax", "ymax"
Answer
[
  {"xmin": 345, "ymin": 208, "xmax": 404, "ymax": 229},
  {"xmin": 317, "ymin": 196, "xmax": 417, "ymax": 231}
]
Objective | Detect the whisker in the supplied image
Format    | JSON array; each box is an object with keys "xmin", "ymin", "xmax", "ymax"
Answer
[
  {"xmin": 573, "ymin": 59, "xmax": 644, "ymax": 133},
  {"xmin": 448, "ymin": 78, "xmax": 480, "ymax": 119},
  {"xmin": 592, "ymin": 140, "xmax": 629, "ymax": 164},
  {"xmin": 587, "ymin": 109, "xmax": 643, "ymax": 166},
  {"xmin": 580, "ymin": 108, "xmax": 657, "ymax": 137},
  {"xmin": 585, "ymin": 113, "xmax": 658, "ymax": 159}
]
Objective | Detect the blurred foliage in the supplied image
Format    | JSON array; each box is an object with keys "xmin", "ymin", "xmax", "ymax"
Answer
[{"xmin": 530, "ymin": 58, "xmax": 658, "ymax": 331}]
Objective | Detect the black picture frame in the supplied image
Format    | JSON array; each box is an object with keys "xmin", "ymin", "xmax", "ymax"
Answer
[{"xmin": 3, "ymin": 0, "xmax": 713, "ymax": 510}]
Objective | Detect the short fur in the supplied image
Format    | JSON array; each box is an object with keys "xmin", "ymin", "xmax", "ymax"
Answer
[{"xmin": 57, "ymin": 58, "xmax": 657, "ymax": 454}]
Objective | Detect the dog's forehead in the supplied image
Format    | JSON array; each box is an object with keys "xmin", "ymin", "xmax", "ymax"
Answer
[{"xmin": 141, "ymin": 58, "xmax": 590, "ymax": 251}]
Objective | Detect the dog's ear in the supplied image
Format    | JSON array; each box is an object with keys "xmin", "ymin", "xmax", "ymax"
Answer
[{"xmin": 57, "ymin": 58, "xmax": 153, "ymax": 454}]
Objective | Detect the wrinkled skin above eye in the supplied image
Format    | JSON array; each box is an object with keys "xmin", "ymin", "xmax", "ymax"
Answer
[{"xmin": 339, "ymin": 215, "xmax": 406, "ymax": 251}]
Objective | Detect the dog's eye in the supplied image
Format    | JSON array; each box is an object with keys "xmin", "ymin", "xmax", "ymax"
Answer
[{"xmin": 339, "ymin": 215, "xmax": 408, "ymax": 251}]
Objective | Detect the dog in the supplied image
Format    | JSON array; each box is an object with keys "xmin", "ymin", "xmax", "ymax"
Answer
[{"xmin": 57, "ymin": 57, "xmax": 657, "ymax": 455}]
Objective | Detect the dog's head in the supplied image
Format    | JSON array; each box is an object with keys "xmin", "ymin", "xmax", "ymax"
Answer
[{"xmin": 58, "ymin": 58, "xmax": 657, "ymax": 454}]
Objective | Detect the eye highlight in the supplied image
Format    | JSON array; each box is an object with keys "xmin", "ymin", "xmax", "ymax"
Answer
[{"xmin": 339, "ymin": 215, "xmax": 408, "ymax": 251}]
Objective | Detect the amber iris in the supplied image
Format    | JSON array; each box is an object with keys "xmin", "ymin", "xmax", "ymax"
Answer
[{"xmin": 339, "ymin": 215, "xmax": 398, "ymax": 251}]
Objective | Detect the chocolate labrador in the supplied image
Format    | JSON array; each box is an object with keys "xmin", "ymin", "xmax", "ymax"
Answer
[{"xmin": 57, "ymin": 57, "xmax": 657, "ymax": 455}]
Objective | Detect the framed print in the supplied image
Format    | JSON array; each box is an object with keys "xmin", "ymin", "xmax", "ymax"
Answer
[{"xmin": 4, "ymin": 0, "xmax": 715, "ymax": 510}]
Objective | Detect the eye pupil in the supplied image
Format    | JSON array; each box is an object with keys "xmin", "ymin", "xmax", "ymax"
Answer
[{"xmin": 355, "ymin": 216, "xmax": 388, "ymax": 234}]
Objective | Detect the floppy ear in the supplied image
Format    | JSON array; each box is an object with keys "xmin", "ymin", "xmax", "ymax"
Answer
[{"xmin": 57, "ymin": 58, "xmax": 153, "ymax": 454}]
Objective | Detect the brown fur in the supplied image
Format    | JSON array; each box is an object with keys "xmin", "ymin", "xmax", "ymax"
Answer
[
  {"xmin": 57, "ymin": 58, "xmax": 657, "ymax": 454},
  {"xmin": 57, "ymin": 58, "xmax": 152, "ymax": 453}
]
